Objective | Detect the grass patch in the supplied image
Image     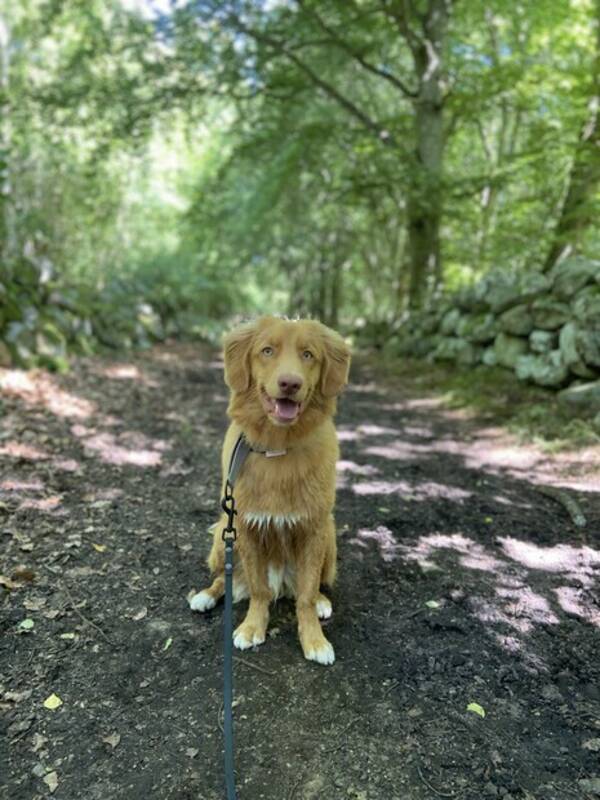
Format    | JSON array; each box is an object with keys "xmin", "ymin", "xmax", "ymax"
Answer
[{"xmin": 370, "ymin": 354, "xmax": 600, "ymax": 452}]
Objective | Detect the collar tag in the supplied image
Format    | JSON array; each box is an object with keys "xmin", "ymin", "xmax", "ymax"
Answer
[{"xmin": 265, "ymin": 449, "xmax": 287, "ymax": 458}]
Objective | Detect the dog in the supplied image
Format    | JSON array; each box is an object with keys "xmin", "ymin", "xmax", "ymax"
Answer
[{"xmin": 189, "ymin": 315, "xmax": 351, "ymax": 665}]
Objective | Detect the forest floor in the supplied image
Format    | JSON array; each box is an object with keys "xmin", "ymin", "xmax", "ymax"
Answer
[{"xmin": 1, "ymin": 342, "xmax": 600, "ymax": 800}]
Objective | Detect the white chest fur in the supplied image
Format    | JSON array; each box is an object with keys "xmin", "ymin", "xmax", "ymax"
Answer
[{"xmin": 243, "ymin": 511, "xmax": 305, "ymax": 531}]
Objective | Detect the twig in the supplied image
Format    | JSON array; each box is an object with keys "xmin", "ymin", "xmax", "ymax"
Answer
[
  {"xmin": 537, "ymin": 485, "xmax": 586, "ymax": 528},
  {"xmin": 61, "ymin": 583, "xmax": 114, "ymax": 646},
  {"xmin": 416, "ymin": 763, "xmax": 458, "ymax": 798},
  {"xmin": 398, "ymin": 607, "xmax": 425, "ymax": 622},
  {"xmin": 10, "ymin": 723, "xmax": 35, "ymax": 744},
  {"xmin": 217, "ymin": 700, "xmax": 224, "ymax": 734},
  {"xmin": 233, "ymin": 656, "xmax": 275, "ymax": 677},
  {"xmin": 547, "ymin": 782, "xmax": 582, "ymax": 798},
  {"xmin": 287, "ymin": 769, "xmax": 305, "ymax": 800},
  {"xmin": 321, "ymin": 717, "xmax": 361, "ymax": 753}
]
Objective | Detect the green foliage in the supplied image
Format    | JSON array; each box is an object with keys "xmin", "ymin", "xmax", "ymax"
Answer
[{"xmin": 1, "ymin": 0, "xmax": 600, "ymax": 369}]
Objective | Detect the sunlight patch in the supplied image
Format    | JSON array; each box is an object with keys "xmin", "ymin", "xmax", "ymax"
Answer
[
  {"xmin": 364, "ymin": 441, "xmax": 429, "ymax": 460},
  {"xmin": 351, "ymin": 526, "xmax": 399, "ymax": 562},
  {"xmin": 71, "ymin": 426, "xmax": 170, "ymax": 468},
  {"xmin": 401, "ymin": 532, "xmax": 504, "ymax": 573},
  {"xmin": 0, "ymin": 478, "xmax": 45, "ymax": 492},
  {"xmin": 352, "ymin": 479, "xmax": 471, "ymax": 501},
  {"xmin": 499, "ymin": 537, "xmax": 600, "ymax": 577},
  {"xmin": 0, "ymin": 441, "xmax": 50, "ymax": 461},
  {"xmin": 83, "ymin": 433, "xmax": 163, "ymax": 467},
  {"xmin": 555, "ymin": 586, "xmax": 600, "ymax": 627},
  {"xmin": 98, "ymin": 363, "xmax": 159, "ymax": 388},
  {"xmin": 357, "ymin": 424, "xmax": 399, "ymax": 436},
  {"xmin": 52, "ymin": 458, "xmax": 81, "ymax": 473},
  {"xmin": 0, "ymin": 369, "xmax": 94, "ymax": 419},
  {"xmin": 495, "ymin": 586, "xmax": 559, "ymax": 627},
  {"xmin": 337, "ymin": 428, "xmax": 361, "ymax": 442},
  {"xmin": 19, "ymin": 495, "xmax": 63, "ymax": 513},
  {"xmin": 336, "ymin": 460, "xmax": 379, "ymax": 476}
]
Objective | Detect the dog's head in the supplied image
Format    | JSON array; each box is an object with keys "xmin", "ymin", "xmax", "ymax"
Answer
[{"xmin": 223, "ymin": 316, "xmax": 351, "ymax": 429}]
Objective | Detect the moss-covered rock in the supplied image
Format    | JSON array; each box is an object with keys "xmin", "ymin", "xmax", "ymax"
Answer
[
  {"xmin": 577, "ymin": 329, "xmax": 600, "ymax": 369},
  {"xmin": 529, "ymin": 329, "xmax": 557, "ymax": 354},
  {"xmin": 572, "ymin": 285, "xmax": 600, "ymax": 327},
  {"xmin": 456, "ymin": 313, "xmax": 498, "ymax": 343},
  {"xmin": 558, "ymin": 380, "xmax": 600, "ymax": 412},
  {"xmin": 551, "ymin": 257, "xmax": 599, "ymax": 300},
  {"xmin": 558, "ymin": 323, "xmax": 594, "ymax": 379},
  {"xmin": 531, "ymin": 298, "xmax": 571, "ymax": 330},
  {"xmin": 515, "ymin": 351, "xmax": 569, "ymax": 387},
  {"xmin": 432, "ymin": 337, "xmax": 482, "ymax": 366},
  {"xmin": 494, "ymin": 332, "xmax": 528, "ymax": 368},
  {"xmin": 498, "ymin": 304, "xmax": 534, "ymax": 336},
  {"xmin": 440, "ymin": 308, "xmax": 463, "ymax": 336}
]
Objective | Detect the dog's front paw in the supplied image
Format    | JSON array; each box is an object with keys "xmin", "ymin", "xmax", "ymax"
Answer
[
  {"xmin": 189, "ymin": 590, "xmax": 217, "ymax": 612},
  {"xmin": 233, "ymin": 622, "xmax": 266, "ymax": 650},
  {"xmin": 302, "ymin": 632, "xmax": 335, "ymax": 665}
]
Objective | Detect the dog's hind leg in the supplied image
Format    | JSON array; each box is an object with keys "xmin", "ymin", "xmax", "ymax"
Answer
[
  {"xmin": 190, "ymin": 574, "xmax": 224, "ymax": 611},
  {"xmin": 315, "ymin": 592, "xmax": 332, "ymax": 619},
  {"xmin": 314, "ymin": 514, "xmax": 336, "ymax": 621},
  {"xmin": 320, "ymin": 514, "xmax": 337, "ymax": 587}
]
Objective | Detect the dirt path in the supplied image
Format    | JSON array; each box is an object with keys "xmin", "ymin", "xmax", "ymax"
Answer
[{"xmin": 1, "ymin": 344, "xmax": 599, "ymax": 800}]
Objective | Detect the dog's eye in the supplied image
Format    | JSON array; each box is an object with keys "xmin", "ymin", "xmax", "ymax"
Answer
[
  {"xmin": 262, "ymin": 346, "xmax": 274, "ymax": 356},
  {"xmin": 302, "ymin": 350, "xmax": 313, "ymax": 360}
]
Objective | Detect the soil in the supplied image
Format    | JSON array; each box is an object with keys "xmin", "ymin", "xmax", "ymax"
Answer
[{"xmin": 1, "ymin": 343, "xmax": 599, "ymax": 800}]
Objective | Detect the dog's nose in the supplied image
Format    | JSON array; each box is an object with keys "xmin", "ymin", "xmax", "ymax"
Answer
[{"xmin": 278, "ymin": 373, "xmax": 303, "ymax": 395}]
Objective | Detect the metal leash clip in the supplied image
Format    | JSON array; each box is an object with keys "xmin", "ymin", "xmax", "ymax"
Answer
[{"xmin": 221, "ymin": 480, "xmax": 237, "ymax": 542}]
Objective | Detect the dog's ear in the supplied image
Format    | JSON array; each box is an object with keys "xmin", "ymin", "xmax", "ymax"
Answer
[
  {"xmin": 223, "ymin": 321, "xmax": 257, "ymax": 393},
  {"xmin": 319, "ymin": 325, "xmax": 351, "ymax": 398}
]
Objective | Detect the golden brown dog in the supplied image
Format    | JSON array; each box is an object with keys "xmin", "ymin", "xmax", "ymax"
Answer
[{"xmin": 189, "ymin": 316, "xmax": 351, "ymax": 665}]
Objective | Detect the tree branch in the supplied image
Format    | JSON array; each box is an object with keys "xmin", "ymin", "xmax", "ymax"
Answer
[
  {"xmin": 232, "ymin": 16, "xmax": 396, "ymax": 145},
  {"xmin": 294, "ymin": 0, "xmax": 417, "ymax": 97},
  {"xmin": 376, "ymin": 0, "xmax": 423, "ymax": 55}
]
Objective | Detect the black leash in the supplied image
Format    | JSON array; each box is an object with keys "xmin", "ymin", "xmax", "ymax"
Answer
[
  {"xmin": 220, "ymin": 434, "xmax": 253, "ymax": 800},
  {"xmin": 218, "ymin": 433, "xmax": 288, "ymax": 798}
]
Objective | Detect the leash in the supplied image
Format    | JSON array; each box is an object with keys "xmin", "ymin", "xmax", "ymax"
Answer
[
  {"xmin": 220, "ymin": 434, "xmax": 253, "ymax": 800},
  {"xmin": 219, "ymin": 433, "xmax": 287, "ymax": 799},
  {"xmin": 221, "ymin": 480, "xmax": 237, "ymax": 800}
]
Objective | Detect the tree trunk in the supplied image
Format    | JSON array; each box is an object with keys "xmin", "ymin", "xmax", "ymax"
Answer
[
  {"xmin": 307, "ymin": 259, "xmax": 328, "ymax": 320},
  {"xmin": 0, "ymin": 12, "xmax": 12, "ymax": 261},
  {"xmin": 543, "ymin": 0, "xmax": 600, "ymax": 272},
  {"xmin": 328, "ymin": 260, "xmax": 343, "ymax": 329},
  {"xmin": 405, "ymin": 0, "xmax": 449, "ymax": 308}
]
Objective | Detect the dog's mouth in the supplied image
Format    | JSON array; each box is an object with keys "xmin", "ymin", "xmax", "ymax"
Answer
[{"xmin": 261, "ymin": 389, "xmax": 303, "ymax": 425}]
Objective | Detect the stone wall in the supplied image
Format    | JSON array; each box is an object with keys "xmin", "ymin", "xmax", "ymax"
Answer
[{"xmin": 389, "ymin": 257, "xmax": 600, "ymax": 400}]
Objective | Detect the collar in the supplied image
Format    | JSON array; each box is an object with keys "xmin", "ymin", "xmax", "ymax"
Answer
[{"xmin": 226, "ymin": 434, "xmax": 287, "ymax": 488}]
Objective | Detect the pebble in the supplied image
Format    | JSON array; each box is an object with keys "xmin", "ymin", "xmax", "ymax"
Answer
[
  {"xmin": 583, "ymin": 684, "xmax": 600, "ymax": 701},
  {"xmin": 578, "ymin": 777, "xmax": 600, "ymax": 795}
]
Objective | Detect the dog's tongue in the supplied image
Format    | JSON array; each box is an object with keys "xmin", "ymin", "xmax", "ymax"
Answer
[{"xmin": 275, "ymin": 398, "xmax": 300, "ymax": 421}]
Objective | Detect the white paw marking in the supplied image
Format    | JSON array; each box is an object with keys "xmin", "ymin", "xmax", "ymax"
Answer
[
  {"xmin": 316, "ymin": 597, "xmax": 332, "ymax": 619},
  {"xmin": 233, "ymin": 630, "xmax": 266, "ymax": 650},
  {"xmin": 189, "ymin": 591, "xmax": 216, "ymax": 612},
  {"xmin": 305, "ymin": 641, "xmax": 335, "ymax": 665}
]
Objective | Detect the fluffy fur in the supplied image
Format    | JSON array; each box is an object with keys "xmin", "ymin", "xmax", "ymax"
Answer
[{"xmin": 189, "ymin": 316, "xmax": 351, "ymax": 665}]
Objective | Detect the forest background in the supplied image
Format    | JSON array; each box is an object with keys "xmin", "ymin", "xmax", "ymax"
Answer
[{"xmin": 1, "ymin": 0, "xmax": 599, "ymax": 404}]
